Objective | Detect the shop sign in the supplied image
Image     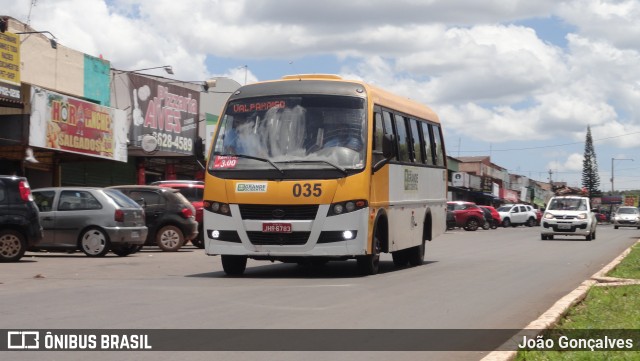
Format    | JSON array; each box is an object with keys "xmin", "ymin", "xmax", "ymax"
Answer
[
  {"xmin": 0, "ymin": 31, "xmax": 21, "ymax": 101},
  {"xmin": 28, "ymin": 87, "xmax": 128, "ymax": 162},
  {"xmin": 127, "ymin": 74, "xmax": 200, "ymax": 155}
]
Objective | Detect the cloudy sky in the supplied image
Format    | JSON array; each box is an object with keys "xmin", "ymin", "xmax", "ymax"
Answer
[{"xmin": 5, "ymin": 0, "xmax": 640, "ymax": 191}]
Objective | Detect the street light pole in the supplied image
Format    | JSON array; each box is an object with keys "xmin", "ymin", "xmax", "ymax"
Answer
[{"xmin": 611, "ymin": 157, "xmax": 634, "ymax": 194}]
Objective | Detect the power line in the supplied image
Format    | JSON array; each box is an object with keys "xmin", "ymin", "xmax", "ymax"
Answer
[{"xmin": 453, "ymin": 131, "xmax": 640, "ymax": 153}]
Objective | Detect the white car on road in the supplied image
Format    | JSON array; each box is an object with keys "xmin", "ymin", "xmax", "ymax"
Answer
[
  {"xmin": 540, "ymin": 196, "xmax": 597, "ymax": 241},
  {"xmin": 497, "ymin": 204, "xmax": 538, "ymax": 227}
]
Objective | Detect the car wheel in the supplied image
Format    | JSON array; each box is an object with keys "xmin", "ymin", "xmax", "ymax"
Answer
[
  {"xmin": 614, "ymin": 226, "xmax": 619, "ymax": 229},
  {"xmin": 482, "ymin": 222, "xmax": 490, "ymax": 230},
  {"xmin": 156, "ymin": 225, "xmax": 184, "ymax": 252},
  {"xmin": 526, "ymin": 218, "xmax": 536, "ymax": 227},
  {"xmin": 407, "ymin": 240, "xmax": 426, "ymax": 266},
  {"xmin": 357, "ymin": 234, "xmax": 381, "ymax": 275},
  {"xmin": 392, "ymin": 249, "xmax": 409, "ymax": 267},
  {"xmin": 541, "ymin": 234, "xmax": 547, "ymax": 240},
  {"xmin": 502, "ymin": 218, "xmax": 511, "ymax": 227},
  {"xmin": 586, "ymin": 232, "xmax": 592, "ymax": 241},
  {"xmin": 464, "ymin": 218, "xmax": 479, "ymax": 231},
  {"xmin": 221, "ymin": 255, "xmax": 247, "ymax": 275},
  {"xmin": 79, "ymin": 228, "xmax": 110, "ymax": 257},
  {"xmin": 0, "ymin": 230, "xmax": 27, "ymax": 262},
  {"xmin": 111, "ymin": 244, "xmax": 138, "ymax": 257}
]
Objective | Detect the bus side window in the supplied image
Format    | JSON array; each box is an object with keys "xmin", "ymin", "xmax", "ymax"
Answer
[
  {"xmin": 382, "ymin": 111, "xmax": 396, "ymax": 160},
  {"xmin": 373, "ymin": 112, "xmax": 384, "ymax": 152},
  {"xmin": 432, "ymin": 124, "xmax": 445, "ymax": 167},
  {"xmin": 421, "ymin": 122, "xmax": 435, "ymax": 166},
  {"xmin": 408, "ymin": 118, "xmax": 422, "ymax": 163},
  {"xmin": 394, "ymin": 114, "xmax": 410, "ymax": 162}
]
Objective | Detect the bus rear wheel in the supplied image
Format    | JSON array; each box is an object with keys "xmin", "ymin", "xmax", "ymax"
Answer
[
  {"xmin": 407, "ymin": 240, "xmax": 425, "ymax": 266},
  {"xmin": 392, "ymin": 249, "xmax": 409, "ymax": 267},
  {"xmin": 221, "ymin": 255, "xmax": 247, "ymax": 276}
]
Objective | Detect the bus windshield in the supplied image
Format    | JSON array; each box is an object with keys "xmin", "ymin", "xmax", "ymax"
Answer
[{"xmin": 209, "ymin": 95, "xmax": 366, "ymax": 172}]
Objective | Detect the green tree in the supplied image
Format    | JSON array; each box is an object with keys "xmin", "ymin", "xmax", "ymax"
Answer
[{"xmin": 582, "ymin": 126, "xmax": 601, "ymax": 198}]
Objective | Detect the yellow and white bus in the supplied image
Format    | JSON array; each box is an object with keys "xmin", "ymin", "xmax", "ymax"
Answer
[{"xmin": 203, "ymin": 74, "xmax": 447, "ymax": 275}]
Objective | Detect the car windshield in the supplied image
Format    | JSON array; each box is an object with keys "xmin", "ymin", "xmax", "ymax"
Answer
[
  {"xmin": 176, "ymin": 187, "xmax": 203, "ymax": 203},
  {"xmin": 617, "ymin": 208, "xmax": 638, "ymax": 214},
  {"xmin": 547, "ymin": 198, "xmax": 587, "ymax": 211},
  {"xmin": 209, "ymin": 95, "xmax": 366, "ymax": 173},
  {"xmin": 447, "ymin": 203, "xmax": 466, "ymax": 211}
]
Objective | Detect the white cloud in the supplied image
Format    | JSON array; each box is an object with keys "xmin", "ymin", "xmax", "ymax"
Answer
[
  {"xmin": 5, "ymin": 0, "xmax": 640, "ymax": 188},
  {"xmin": 548, "ymin": 153, "xmax": 583, "ymax": 172}
]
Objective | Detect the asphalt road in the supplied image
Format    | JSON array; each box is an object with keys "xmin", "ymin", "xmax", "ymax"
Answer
[{"xmin": 1, "ymin": 223, "xmax": 637, "ymax": 361}]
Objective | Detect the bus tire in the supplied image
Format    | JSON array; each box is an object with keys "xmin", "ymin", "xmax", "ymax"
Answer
[
  {"xmin": 407, "ymin": 240, "xmax": 425, "ymax": 266},
  {"xmin": 356, "ymin": 234, "xmax": 380, "ymax": 276},
  {"xmin": 221, "ymin": 255, "xmax": 247, "ymax": 276},
  {"xmin": 392, "ymin": 249, "xmax": 409, "ymax": 267}
]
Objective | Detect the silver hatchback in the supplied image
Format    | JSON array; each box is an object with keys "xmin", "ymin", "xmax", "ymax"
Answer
[
  {"xmin": 612, "ymin": 206, "xmax": 640, "ymax": 229},
  {"xmin": 31, "ymin": 187, "xmax": 148, "ymax": 257}
]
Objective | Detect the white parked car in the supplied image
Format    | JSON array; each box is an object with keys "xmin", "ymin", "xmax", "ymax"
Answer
[
  {"xmin": 540, "ymin": 196, "xmax": 597, "ymax": 241},
  {"xmin": 496, "ymin": 204, "xmax": 538, "ymax": 227},
  {"xmin": 611, "ymin": 206, "xmax": 640, "ymax": 229}
]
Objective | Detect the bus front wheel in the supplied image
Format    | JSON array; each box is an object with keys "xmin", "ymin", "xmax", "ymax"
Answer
[
  {"xmin": 357, "ymin": 235, "xmax": 381, "ymax": 275},
  {"xmin": 221, "ymin": 255, "xmax": 247, "ymax": 276}
]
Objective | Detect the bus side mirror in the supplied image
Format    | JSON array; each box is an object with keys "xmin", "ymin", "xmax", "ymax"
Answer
[{"xmin": 373, "ymin": 134, "xmax": 396, "ymax": 173}]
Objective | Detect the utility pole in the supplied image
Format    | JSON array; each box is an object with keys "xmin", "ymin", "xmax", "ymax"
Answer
[{"xmin": 611, "ymin": 158, "xmax": 634, "ymax": 194}]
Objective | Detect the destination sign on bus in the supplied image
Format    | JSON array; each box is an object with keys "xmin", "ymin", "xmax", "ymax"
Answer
[
  {"xmin": 213, "ymin": 155, "xmax": 238, "ymax": 168},
  {"xmin": 232, "ymin": 100, "xmax": 286, "ymax": 114}
]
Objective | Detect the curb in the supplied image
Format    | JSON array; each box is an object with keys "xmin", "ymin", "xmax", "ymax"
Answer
[{"xmin": 480, "ymin": 239, "xmax": 640, "ymax": 361}]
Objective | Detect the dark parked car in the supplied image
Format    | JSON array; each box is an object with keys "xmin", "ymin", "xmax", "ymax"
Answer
[
  {"xmin": 479, "ymin": 205, "xmax": 501, "ymax": 229},
  {"xmin": 446, "ymin": 201, "xmax": 486, "ymax": 231},
  {"xmin": 108, "ymin": 185, "xmax": 198, "ymax": 251},
  {"xmin": 151, "ymin": 180, "xmax": 204, "ymax": 248},
  {"xmin": 31, "ymin": 187, "xmax": 147, "ymax": 257},
  {"xmin": 0, "ymin": 175, "xmax": 43, "ymax": 262}
]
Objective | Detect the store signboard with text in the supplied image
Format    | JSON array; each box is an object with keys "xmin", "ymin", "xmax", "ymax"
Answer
[
  {"xmin": 126, "ymin": 74, "xmax": 200, "ymax": 155},
  {"xmin": 0, "ymin": 31, "xmax": 21, "ymax": 102},
  {"xmin": 28, "ymin": 87, "xmax": 128, "ymax": 162}
]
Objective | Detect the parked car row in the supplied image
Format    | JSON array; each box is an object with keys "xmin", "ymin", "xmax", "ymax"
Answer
[
  {"xmin": 447, "ymin": 201, "xmax": 546, "ymax": 232},
  {"xmin": 446, "ymin": 201, "xmax": 503, "ymax": 231},
  {"xmin": 0, "ymin": 175, "xmax": 199, "ymax": 262}
]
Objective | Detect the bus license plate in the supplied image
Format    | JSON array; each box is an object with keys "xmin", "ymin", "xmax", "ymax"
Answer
[{"xmin": 262, "ymin": 223, "xmax": 292, "ymax": 233}]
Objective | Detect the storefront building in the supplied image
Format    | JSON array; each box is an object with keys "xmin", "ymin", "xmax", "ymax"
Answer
[{"xmin": 0, "ymin": 16, "xmax": 240, "ymax": 187}]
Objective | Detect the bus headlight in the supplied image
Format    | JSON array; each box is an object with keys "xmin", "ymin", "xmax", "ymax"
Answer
[
  {"xmin": 333, "ymin": 204, "xmax": 344, "ymax": 215},
  {"xmin": 327, "ymin": 200, "xmax": 368, "ymax": 217},
  {"xmin": 342, "ymin": 231, "xmax": 356, "ymax": 240},
  {"xmin": 204, "ymin": 200, "xmax": 231, "ymax": 216}
]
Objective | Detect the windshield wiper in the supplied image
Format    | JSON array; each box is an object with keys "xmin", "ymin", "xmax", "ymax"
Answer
[
  {"xmin": 213, "ymin": 152, "xmax": 284, "ymax": 174},
  {"xmin": 277, "ymin": 160, "xmax": 348, "ymax": 176}
]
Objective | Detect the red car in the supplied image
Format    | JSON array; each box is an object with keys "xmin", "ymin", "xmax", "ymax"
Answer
[
  {"xmin": 447, "ymin": 201, "xmax": 486, "ymax": 231},
  {"xmin": 151, "ymin": 180, "xmax": 204, "ymax": 248},
  {"xmin": 479, "ymin": 205, "xmax": 502, "ymax": 229}
]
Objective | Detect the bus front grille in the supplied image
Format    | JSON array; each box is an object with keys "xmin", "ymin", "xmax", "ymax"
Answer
[
  {"xmin": 246, "ymin": 231, "xmax": 311, "ymax": 245},
  {"xmin": 238, "ymin": 204, "xmax": 319, "ymax": 220}
]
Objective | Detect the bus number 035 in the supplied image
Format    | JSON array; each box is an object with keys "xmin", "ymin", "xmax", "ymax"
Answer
[{"xmin": 293, "ymin": 183, "xmax": 322, "ymax": 197}]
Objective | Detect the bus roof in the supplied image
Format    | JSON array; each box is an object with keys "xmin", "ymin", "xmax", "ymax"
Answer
[{"xmin": 235, "ymin": 74, "xmax": 440, "ymax": 123}]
